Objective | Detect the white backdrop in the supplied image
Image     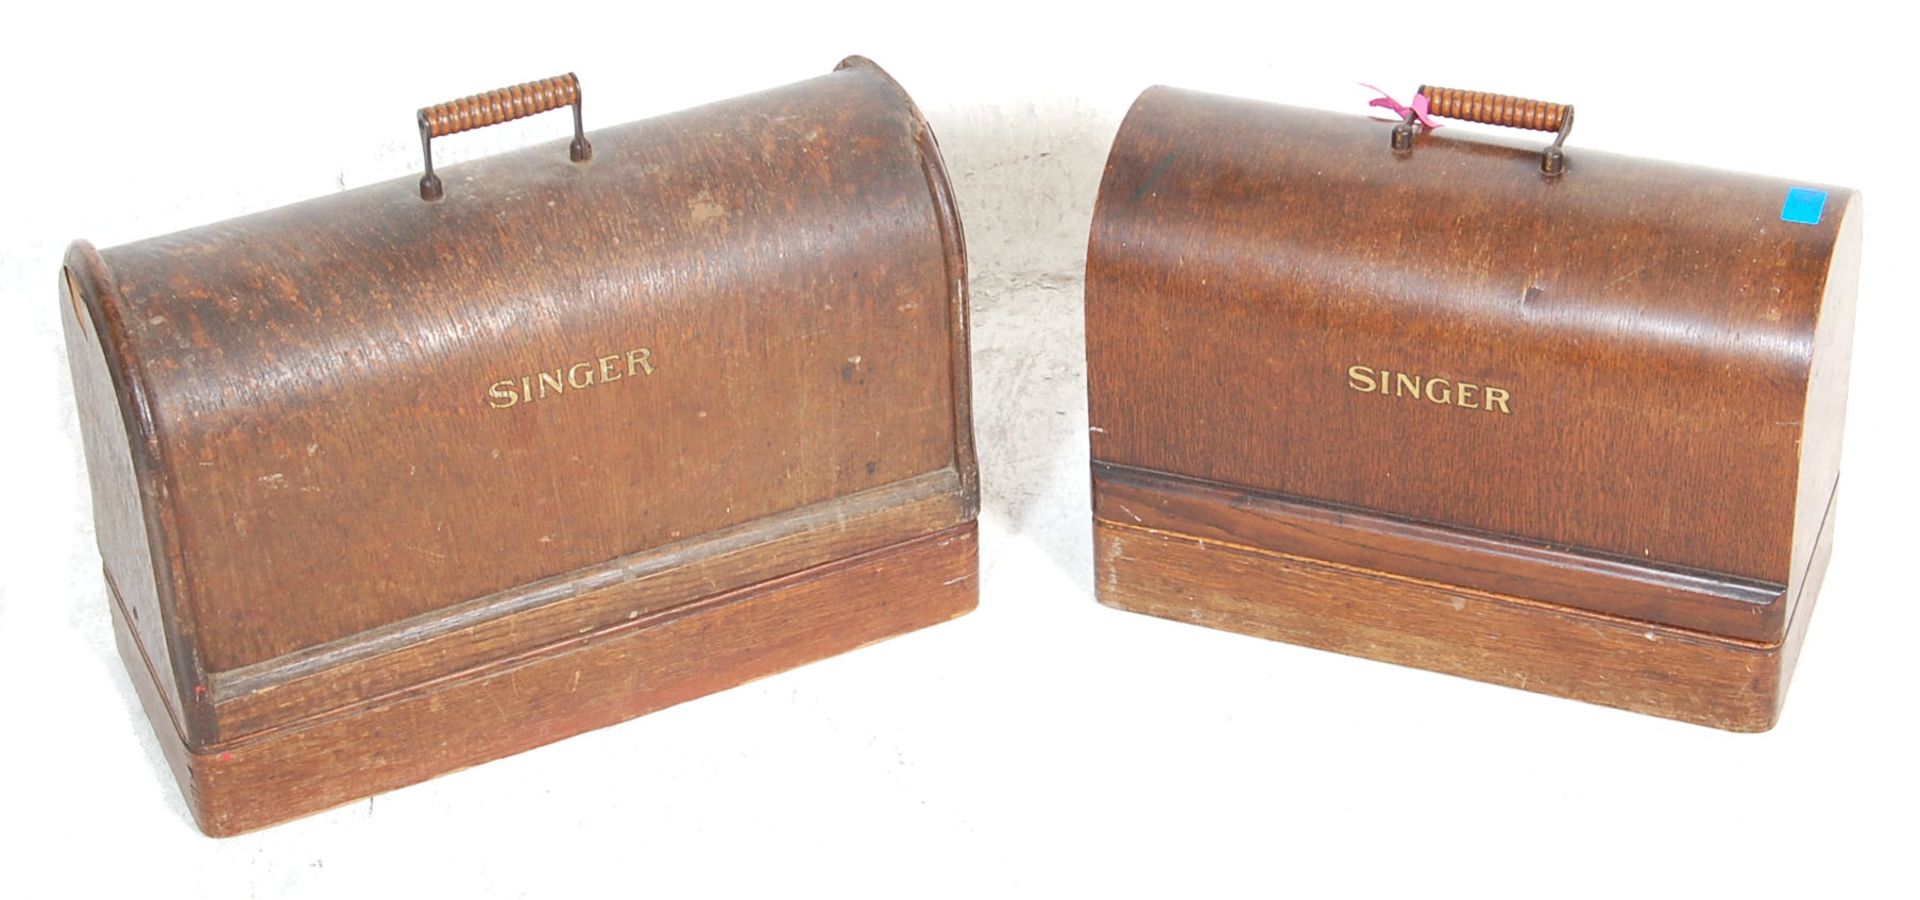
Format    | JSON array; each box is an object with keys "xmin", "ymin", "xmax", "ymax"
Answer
[{"xmin": 3, "ymin": 2, "xmax": 1914, "ymax": 896}]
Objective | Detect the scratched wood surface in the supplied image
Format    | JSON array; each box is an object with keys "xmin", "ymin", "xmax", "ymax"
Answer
[
  {"xmin": 62, "ymin": 57, "xmax": 978, "ymax": 833},
  {"xmin": 1093, "ymin": 462, "xmax": 1786, "ymax": 641},
  {"xmin": 122, "ymin": 524, "xmax": 978, "ymax": 837},
  {"xmin": 1092, "ymin": 514, "xmax": 1830, "ymax": 731},
  {"xmin": 1086, "ymin": 87, "xmax": 1857, "ymax": 588},
  {"xmin": 1084, "ymin": 86, "xmax": 1860, "ymax": 728}
]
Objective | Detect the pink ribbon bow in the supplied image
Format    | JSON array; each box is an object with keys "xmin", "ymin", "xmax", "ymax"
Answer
[{"xmin": 1362, "ymin": 83, "xmax": 1439, "ymax": 129}]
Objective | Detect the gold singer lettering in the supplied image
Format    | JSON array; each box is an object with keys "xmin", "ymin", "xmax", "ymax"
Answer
[
  {"xmin": 1346, "ymin": 364, "xmax": 1511, "ymax": 414},
  {"xmin": 487, "ymin": 347, "xmax": 656, "ymax": 410}
]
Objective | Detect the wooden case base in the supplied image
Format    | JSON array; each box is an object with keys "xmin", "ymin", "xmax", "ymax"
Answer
[
  {"xmin": 114, "ymin": 522, "xmax": 977, "ymax": 836},
  {"xmin": 1092, "ymin": 467, "xmax": 1835, "ymax": 732}
]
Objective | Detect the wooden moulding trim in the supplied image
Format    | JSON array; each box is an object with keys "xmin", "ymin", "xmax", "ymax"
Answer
[
  {"xmin": 1091, "ymin": 520, "xmax": 1781, "ymax": 731},
  {"xmin": 121, "ymin": 523, "xmax": 978, "ymax": 835},
  {"xmin": 105, "ymin": 567, "xmax": 193, "ymax": 796},
  {"xmin": 67, "ymin": 241, "xmax": 212, "ymax": 740},
  {"xmin": 1774, "ymin": 480, "xmax": 1838, "ymax": 708},
  {"xmin": 916, "ymin": 107, "xmax": 979, "ymax": 509},
  {"xmin": 1092, "ymin": 462, "xmax": 1788, "ymax": 644},
  {"xmin": 840, "ymin": 54, "xmax": 980, "ymax": 510},
  {"xmin": 204, "ymin": 467, "xmax": 972, "ymax": 742}
]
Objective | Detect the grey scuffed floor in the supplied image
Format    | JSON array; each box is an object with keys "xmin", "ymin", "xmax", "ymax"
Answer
[{"xmin": 933, "ymin": 102, "xmax": 1118, "ymax": 588}]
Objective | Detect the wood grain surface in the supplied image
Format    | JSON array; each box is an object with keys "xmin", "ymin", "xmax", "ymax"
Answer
[
  {"xmin": 63, "ymin": 57, "xmax": 978, "ymax": 832},
  {"xmin": 119, "ymin": 523, "xmax": 978, "ymax": 837},
  {"xmin": 1084, "ymin": 86, "xmax": 1859, "ymax": 729},
  {"xmin": 1086, "ymin": 86, "xmax": 1856, "ymax": 585},
  {"xmin": 1093, "ymin": 462, "xmax": 1785, "ymax": 640},
  {"xmin": 208, "ymin": 469, "xmax": 972, "ymax": 738},
  {"xmin": 1093, "ymin": 506, "xmax": 1832, "ymax": 731}
]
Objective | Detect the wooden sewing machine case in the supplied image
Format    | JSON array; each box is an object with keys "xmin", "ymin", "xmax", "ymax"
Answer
[
  {"xmin": 60, "ymin": 57, "xmax": 977, "ymax": 834},
  {"xmin": 1085, "ymin": 85, "xmax": 1859, "ymax": 730}
]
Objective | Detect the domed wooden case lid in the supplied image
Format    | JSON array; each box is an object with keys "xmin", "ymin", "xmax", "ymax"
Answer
[
  {"xmin": 1085, "ymin": 84, "xmax": 1859, "ymax": 730},
  {"xmin": 62, "ymin": 57, "xmax": 977, "ymax": 833}
]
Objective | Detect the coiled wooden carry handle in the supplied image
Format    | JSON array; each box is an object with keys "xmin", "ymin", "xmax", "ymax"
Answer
[
  {"xmin": 1392, "ymin": 85, "xmax": 1575, "ymax": 176},
  {"xmin": 417, "ymin": 73, "xmax": 591, "ymax": 201}
]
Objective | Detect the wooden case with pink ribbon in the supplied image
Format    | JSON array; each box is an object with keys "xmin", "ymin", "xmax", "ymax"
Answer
[{"xmin": 1083, "ymin": 84, "xmax": 1861, "ymax": 730}]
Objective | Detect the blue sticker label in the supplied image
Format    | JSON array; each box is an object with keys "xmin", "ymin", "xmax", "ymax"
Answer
[{"xmin": 1781, "ymin": 187, "xmax": 1828, "ymax": 225}]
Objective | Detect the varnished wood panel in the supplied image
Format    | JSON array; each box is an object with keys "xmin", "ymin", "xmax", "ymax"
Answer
[
  {"xmin": 208, "ymin": 468, "xmax": 972, "ymax": 740},
  {"xmin": 1086, "ymin": 87, "xmax": 1856, "ymax": 584},
  {"xmin": 1093, "ymin": 519, "xmax": 1802, "ymax": 731},
  {"xmin": 65, "ymin": 58, "xmax": 978, "ymax": 833},
  {"xmin": 1083, "ymin": 86, "xmax": 1859, "ymax": 729},
  {"xmin": 1788, "ymin": 202, "xmax": 1859, "ymax": 630},
  {"xmin": 1093, "ymin": 463, "xmax": 1786, "ymax": 641},
  {"xmin": 81, "ymin": 58, "xmax": 967, "ymax": 673},
  {"xmin": 118, "ymin": 523, "xmax": 977, "ymax": 837},
  {"xmin": 63, "ymin": 245, "xmax": 206, "ymax": 741}
]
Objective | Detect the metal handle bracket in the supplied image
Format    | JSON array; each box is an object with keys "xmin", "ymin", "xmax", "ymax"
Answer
[
  {"xmin": 417, "ymin": 73, "xmax": 591, "ymax": 201},
  {"xmin": 1391, "ymin": 85, "xmax": 1575, "ymax": 176}
]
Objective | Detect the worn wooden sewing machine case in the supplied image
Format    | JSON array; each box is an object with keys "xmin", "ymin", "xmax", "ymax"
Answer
[
  {"xmin": 1085, "ymin": 85, "xmax": 1859, "ymax": 731},
  {"xmin": 61, "ymin": 57, "xmax": 977, "ymax": 835}
]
